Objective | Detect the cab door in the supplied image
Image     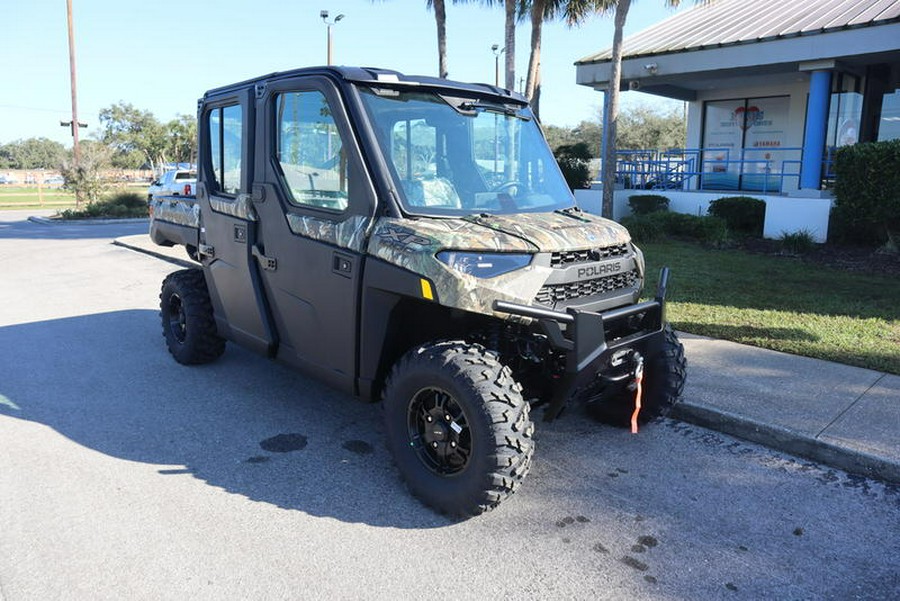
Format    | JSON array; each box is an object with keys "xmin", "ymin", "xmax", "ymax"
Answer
[
  {"xmin": 249, "ymin": 76, "xmax": 377, "ymax": 393},
  {"xmin": 197, "ymin": 89, "xmax": 275, "ymax": 356}
]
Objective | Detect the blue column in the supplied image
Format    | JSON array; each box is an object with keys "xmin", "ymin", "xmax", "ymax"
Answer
[{"xmin": 800, "ymin": 70, "xmax": 832, "ymax": 189}]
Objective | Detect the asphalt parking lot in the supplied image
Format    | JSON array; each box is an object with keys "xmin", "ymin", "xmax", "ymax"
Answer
[{"xmin": 1, "ymin": 211, "xmax": 898, "ymax": 600}]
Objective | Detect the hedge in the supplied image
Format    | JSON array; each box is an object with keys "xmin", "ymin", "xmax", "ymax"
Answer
[{"xmin": 832, "ymin": 139, "xmax": 900, "ymax": 247}]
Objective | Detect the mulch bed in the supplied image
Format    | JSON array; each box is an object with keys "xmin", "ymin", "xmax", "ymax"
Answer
[{"xmin": 736, "ymin": 238, "xmax": 900, "ymax": 277}]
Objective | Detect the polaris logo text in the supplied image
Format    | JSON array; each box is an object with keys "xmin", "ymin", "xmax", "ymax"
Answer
[{"xmin": 577, "ymin": 262, "xmax": 622, "ymax": 278}]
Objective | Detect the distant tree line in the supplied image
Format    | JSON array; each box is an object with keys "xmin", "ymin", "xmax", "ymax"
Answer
[
  {"xmin": 0, "ymin": 102, "xmax": 197, "ymax": 174},
  {"xmin": 544, "ymin": 104, "xmax": 686, "ymax": 157},
  {"xmin": 547, "ymin": 104, "xmax": 686, "ymax": 190}
]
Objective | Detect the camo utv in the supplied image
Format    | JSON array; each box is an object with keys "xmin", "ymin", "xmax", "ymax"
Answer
[{"xmin": 151, "ymin": 66, "xmax": 686, "ymax": 517}]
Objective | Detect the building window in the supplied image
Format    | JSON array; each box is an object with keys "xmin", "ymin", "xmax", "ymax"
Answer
[
  {"xmin": 701, "ymin": 96, "xmax": 792, "ymax": 192},
  {"xmin": 827, "ymin": 73, "xmax": 862, "ymax": 148},
  {"xmin": 878, "ymin": 90, "xmax": 900, "ymax": 142}
]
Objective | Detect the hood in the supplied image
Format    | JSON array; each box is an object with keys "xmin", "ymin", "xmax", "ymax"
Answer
[
  {"xmin": 370, "ymin": 211, "xmax": 631, "ymax": 258},
  {"xmin": 460, "ymin": 210, "xmax": 631, "ymax": 252}
]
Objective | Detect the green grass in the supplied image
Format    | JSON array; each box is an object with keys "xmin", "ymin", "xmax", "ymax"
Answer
[
  {"xmin": 0, "ymin": 187, "xmax": 75, "ymax": 209},
  {"xmin": 640, "ymin": 240, "xmax": 900, "ymax": 374}
]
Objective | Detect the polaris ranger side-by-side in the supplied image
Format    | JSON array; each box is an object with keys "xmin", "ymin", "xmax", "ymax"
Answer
[{"xmin": 150, "ymin": 67, "xmax": 686, "ymax": 517}]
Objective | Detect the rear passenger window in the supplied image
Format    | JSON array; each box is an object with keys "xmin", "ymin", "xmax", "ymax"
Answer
[
  {"xmin": 275, "ymin": 91, "xmax": 348, "ymax": 211},
  {"xmin": 208, "ymin": 105, "xmax": 242, "ymax": 195}
]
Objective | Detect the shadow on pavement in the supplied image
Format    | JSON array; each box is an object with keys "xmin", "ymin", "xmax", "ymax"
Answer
[{"xmin": 0, "ymin": 309, "xmax": 453, "ymax": 529}]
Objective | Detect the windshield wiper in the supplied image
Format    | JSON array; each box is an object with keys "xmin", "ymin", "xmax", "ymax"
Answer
[{"xmin": 456, "ymin": 101, "xmax": 531, "ymax": 121}]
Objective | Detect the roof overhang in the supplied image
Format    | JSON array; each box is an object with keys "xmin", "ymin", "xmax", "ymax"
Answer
[{"xmin": 576, "ymin": 22, "xmax": 900, "ymax": 101}]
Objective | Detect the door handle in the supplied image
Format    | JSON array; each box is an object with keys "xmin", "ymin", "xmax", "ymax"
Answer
[{"xmin": 252, "ymin": 245, "xmax": 277, "ymax": 271}]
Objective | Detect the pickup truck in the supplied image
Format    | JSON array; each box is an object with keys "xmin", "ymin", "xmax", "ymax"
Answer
[
  {"xmin": 148, "ymin": 66, "xmax": 686, "ymax": 517},
  {"xmin": 147, "ymin": 169, "xmax": 197, "ymax": 202}
]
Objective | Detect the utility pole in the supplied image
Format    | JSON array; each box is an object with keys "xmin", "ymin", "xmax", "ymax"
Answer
[{"xmin": 62, "ymin": 0, "xmax": 87, "ymax": 205}]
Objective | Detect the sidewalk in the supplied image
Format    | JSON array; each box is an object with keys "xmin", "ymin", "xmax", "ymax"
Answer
[{"xmin": 114, "ymin": 233, "xmax": 900, "ymax": 485}]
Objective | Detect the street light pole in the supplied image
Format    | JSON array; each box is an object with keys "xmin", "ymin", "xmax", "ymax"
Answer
[
  {"xmin": 320, "ymin": 10, "xmax": 345, "ymax": 66},
  {"xmin": 491, "ymin": 44, "xmax": 504, "ymax": 87}
]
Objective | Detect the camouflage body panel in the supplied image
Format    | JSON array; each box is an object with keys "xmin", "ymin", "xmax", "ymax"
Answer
[
  {"xmin": 367, "ymin": 210, "xmax": 635, "ymax": 318},
  {"xmin": 461, "ymin": 211, "xmax": 631, "ymax": 252},
  {"xmin": 286, "ymin": 213, "xmax": 369, "ymax": 253},
  {"xmin": 208, "ymin": 193, "xmax": 257, "ymax": 221},
  {"xmin": 150, "ymin": 196, "xmax": 200, "ymax": 228}
]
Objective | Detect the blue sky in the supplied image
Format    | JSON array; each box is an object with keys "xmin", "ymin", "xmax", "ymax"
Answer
[{"xmin": 3, "ymin": 0, "xmax": 689, "ymax": 147}]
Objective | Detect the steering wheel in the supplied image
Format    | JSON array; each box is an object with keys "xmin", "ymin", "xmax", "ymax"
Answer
[{"xmin": 493, "ymin": 180, "xmax": 529, "ymax": 195}]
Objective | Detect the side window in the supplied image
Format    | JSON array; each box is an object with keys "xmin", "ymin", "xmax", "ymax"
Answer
[
  {"xmin": 208, "ymin": 104, "xmax": 242, "ymax": 195},
  {"xmin": 276, "ymin": 91, "xmax": 348, "ymax": 211}
]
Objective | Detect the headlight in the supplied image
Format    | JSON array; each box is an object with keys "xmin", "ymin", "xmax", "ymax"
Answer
[{"xmin": 436, "ymin": 251, "xmax": 531, "ymax": 278}]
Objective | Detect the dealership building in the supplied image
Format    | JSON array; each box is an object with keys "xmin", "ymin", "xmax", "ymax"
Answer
[{"xmin": 574, "ymin": 0, "xmax": 900, "ymax": 241}]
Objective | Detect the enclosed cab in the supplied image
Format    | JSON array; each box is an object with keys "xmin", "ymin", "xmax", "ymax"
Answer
[{"xmin": 153, "ymin": 67, "xmax": 686, "ymax": 517}]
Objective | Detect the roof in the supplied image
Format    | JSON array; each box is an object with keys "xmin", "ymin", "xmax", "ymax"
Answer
[
  {"xmin": 577, "ymin": 0, "xmax": 900, "ymax": 65},
  {"xmin": 202, "ymin": 66, "xmax": 525, "ymax": 104}
]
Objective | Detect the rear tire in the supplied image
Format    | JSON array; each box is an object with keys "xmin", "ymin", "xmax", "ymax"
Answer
[
  {"xmin": 382, "ymin": 341, "xmax": 534, "ymax": 517},
  {"xmin": 159, "ymin": 269, "xmax": 225, "ymax": 365},
  {"xmin": 587, "ymin": 325, "xmax": 686, "ymax": 427}
]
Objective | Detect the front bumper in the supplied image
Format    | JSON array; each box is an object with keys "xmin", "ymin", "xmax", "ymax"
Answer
[{"xmin": 493, "ymin": 268, "xmax": 671, "ymax": 420}]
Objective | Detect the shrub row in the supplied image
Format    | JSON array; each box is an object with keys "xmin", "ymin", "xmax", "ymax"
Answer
[
  {"xmin": 624, "ymin": 193, "xmax": 762, "ymax": 245},
  {"xmin": 621, "ymin": 211, "xmax": 728, "ymax": 245},
  {"xmin": 59, "ymin": 191, "xmax": 147, "ymax": 220}
]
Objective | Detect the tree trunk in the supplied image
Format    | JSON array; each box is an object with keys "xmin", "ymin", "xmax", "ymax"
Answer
[
  {"xmin": 601, "ymin": 0, "xmax": 631, "ymax": 220},
  {"xmin": 504, "ymin": 0, "xmax": 516, "ymax": 91},
  {"xmin": 525, "ymin": 0, "xmax": 544, "ymax": 119},
  {"xmin": 434, "ymin": 0, "xmax": 448, "ymax": 78}
]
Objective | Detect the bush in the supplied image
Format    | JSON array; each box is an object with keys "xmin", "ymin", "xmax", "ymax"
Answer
[
  {"xmin": 59, "ymin": 191, "xmax": 147, "ymax": 220},
  {"xmin": 708, "ymin": 196, "xmax": 766, "ymax": 237},
  {"xmin": 622, "ymin": 211, "xmax": 727, "ymax": 245},
  {"xmin": 621, "ymin": 214, "xmax": 665, "ymax": 242},
  {"xmin": 660, "ymin": 212, "xmax": 728, "ymax": 245},
  {"xmin": 553, "ymin": 142, "xmax": 593, "ymax": 191},
  {"xmin": 628, "ymin": 194, "xmax": 669, "ymax": 215},
  {"xmin": 832, "ymin": 139, "xmax": 900, "ymax": 249},
  {"xmin": 779, "ymin": 230, "xmax": 817, "ymax": 255}
]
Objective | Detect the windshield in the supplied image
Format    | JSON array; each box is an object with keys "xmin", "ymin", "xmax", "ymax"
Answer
[{"xmin": 358, "ymin": 87, "xmax": 574, "ymax": 217}]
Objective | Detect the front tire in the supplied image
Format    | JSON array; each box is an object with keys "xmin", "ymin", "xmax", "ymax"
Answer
[
  {"xmin": 382, "ymin": 341, "xmax": 534, "ymax": 517},
  {"xmin": 159, "ymin": 269, "xmax": 225, "ymax": 365},
  {"xmin": 587, "ymin": 325, "xmax": 686, "ymax": 427}
]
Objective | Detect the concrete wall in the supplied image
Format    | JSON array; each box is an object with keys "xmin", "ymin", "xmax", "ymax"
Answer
[{"xmin": 574, "ymin": 188, "xmax": 833, "ymax": 243}]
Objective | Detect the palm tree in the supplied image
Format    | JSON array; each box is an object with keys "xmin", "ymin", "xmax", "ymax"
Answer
[
  {"xmin": 470, "ymin": 0, "xmax": 519, "ymax": 90},
  {"xmin": 504, "ymin": 0, "xmax": 517, "ymax": 90},
  {"xmin": 429, "ymin": 0, "xmax": 450, "ymax": 78},
  {"xmin": 566, "ymin": 1, "xmax": 702, "ymax": 218},
  {"xmin": 523, "ymin": 0, "xmax": 560, "ymax": 119},
  {"xmin": 598, "ymin": 0, "xmax": 636, "ymax": 218}
]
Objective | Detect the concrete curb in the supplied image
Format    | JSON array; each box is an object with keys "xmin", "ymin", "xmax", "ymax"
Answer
[
  {"xmin": 672, "ymin": 402, "xmax": 900, "ymax": 484},
  {"xmin": 29, "ymin": 215, "xmax": 149, "ymax": 226},
  {"xmin": 111, "ymin": 239, "xmax": 196, "ymax": 268}
]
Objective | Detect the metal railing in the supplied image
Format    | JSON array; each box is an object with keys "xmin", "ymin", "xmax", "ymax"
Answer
[{"xmin": 614, "ymin": 146, "xmax": 835, "ymax": 194}]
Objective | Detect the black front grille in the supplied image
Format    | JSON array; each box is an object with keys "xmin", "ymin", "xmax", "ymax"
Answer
[
  {"xmin": 550, "ymin": 244, "xmax": 629, "ymax": 267},
  {"xmin": 535, "ymin": 269, "xmax": 639, "ymax": 306}
]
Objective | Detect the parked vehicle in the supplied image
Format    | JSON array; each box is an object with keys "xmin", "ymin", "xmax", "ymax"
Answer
[
  {"xmin": 147, "ymin": 169, "xmax": 197, "ymax": 202},
  {"xmin": 149, "ymin": 66, "xmax": 686, "ymax": 517}
]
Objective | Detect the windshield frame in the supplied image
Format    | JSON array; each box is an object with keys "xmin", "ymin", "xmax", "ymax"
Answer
[{"xmin": 356, "ymin": 85, "xmax": 576, "ymax": 219}]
